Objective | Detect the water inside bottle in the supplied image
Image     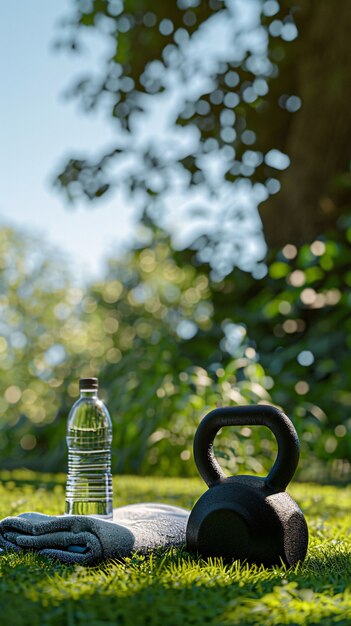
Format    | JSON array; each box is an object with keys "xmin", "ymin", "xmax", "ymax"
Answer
[{"xmin": 65, "ymin": 426, "xmax": 113, "ymax": 518}]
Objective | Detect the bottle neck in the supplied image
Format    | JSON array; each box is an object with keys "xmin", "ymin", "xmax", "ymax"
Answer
[{"xmin": 80, "ymin": 390, "xmax": 98, "ymax": 399}]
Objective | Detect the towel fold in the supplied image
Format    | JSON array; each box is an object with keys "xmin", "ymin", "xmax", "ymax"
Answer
[{"xmin": 0, "ymin": 503, "xmax": 190, "ymax": 565}]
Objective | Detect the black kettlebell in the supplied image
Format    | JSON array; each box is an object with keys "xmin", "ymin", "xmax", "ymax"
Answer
[{"xmin": 186, "ymin": 405, "xmax": 308, "ymax": 567}]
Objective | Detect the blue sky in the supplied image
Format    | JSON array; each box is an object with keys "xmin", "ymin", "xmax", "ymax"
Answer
[
  {"xmin": 0, "ymin": 1, "xmax": 136, "ymax": 281},
  {"xmin": 0, "ymin": 1, "xmax": 276, "ymax": 283}
]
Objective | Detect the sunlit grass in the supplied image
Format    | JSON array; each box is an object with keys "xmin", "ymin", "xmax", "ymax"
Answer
[{"xmin": 0, "ymin": 472, "xmax": 350, "ymax": 626}]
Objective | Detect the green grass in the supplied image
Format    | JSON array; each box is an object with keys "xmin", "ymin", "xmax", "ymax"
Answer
[{"xmin": 0, "ymin": 471, "xmax": 350, "ymax": 626}]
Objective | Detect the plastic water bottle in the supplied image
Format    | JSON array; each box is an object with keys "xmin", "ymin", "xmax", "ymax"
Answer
[{"xmin": 65, "ymin": 378, "xmax": 113, "ymax": 518}]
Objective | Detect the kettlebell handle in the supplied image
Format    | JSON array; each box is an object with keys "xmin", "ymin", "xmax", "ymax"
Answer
[{"xmin": 194, "ymin": 405, "xmax": 300, "ymax": 492}]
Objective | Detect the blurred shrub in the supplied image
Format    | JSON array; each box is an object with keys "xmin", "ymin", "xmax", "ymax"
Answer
[
  {"xmin": 0, "ymin": 224, "xmax": 152, "ymax": 470},
  {"xmin": 86, "ymin": 233, "xmax": 273, "ymax": 477},
  {"xmin": 1, "ymin": 223, "xmax": 350, "ymax": 481},
  {"xmin": 0, "ymin": 225, "xmax": 273, "ymax": 477},
  {"xmin": 0, "ymin": 226, "xmax": 102, "ymax": 468},
  {"xmin": 88, "ymin": 224, "xmax": 351, "ymax": 481},
  {"xmin": 208, "ymin": 215, "xmax": 351, "ymax": 480}
]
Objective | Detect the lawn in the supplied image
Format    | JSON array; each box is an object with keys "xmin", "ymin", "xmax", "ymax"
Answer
[{"xmin": 0, "ymin": 471, "xmax": 349, "ymax": 626}]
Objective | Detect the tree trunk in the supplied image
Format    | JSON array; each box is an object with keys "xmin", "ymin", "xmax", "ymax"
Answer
[{"xmin": 259, "ymin": 0, "xmax": 351, "ymax": 248}]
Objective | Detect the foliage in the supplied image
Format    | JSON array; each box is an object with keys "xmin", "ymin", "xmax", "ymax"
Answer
[
  {"xmin": 0, "ymin": 225, "xmax": 273, "ymax": 476},
  {"xmin": 82, "ymin": 231, "xmax": 274, "ymax": 477},
  {"xmin": 204, "ymin": 215, "xmax": 351, "ymax": 480},
  {"xmin": 0, "ymin": 226, "xmax": 116, "ymax": 470},
  {"xmin": 55, "ymin": 0, "xmax": 300, "ymax": 273},
  {"xmin": 43, "ymin": 0, "xmax": 351, "ymax": 481},
  {"xmin": 1, "ymin": 222, "xmax": 350, "ymax": 481},
  {"xmin": 0, "ymin": 226, "xmax": 76, "ymax": 467},
  {"xmin": 0, "ymin": 472, "xmax": 350, "ymax": 626},
  {"xmin": 77, "ymin": 220, "xmax": 350, "ymax": 481}
]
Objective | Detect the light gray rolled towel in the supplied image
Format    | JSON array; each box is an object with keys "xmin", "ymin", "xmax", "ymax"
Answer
[{"xmin": 0, "ymin": 503, "xmax": 190, "ymax": 565}]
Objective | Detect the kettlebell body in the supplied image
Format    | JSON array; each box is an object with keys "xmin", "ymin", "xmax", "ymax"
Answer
[{"xmin": 186, "ymin": 405, "xmax": 308, "ymax": 567}]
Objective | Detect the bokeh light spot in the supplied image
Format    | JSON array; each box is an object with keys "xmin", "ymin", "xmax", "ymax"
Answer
[
  {"xmin": 335, "ymin": 425, "xmax": 346, "ymax": 437},
  {"xmin": 295, "ymin": 381, "xmax": 309, "ymax": 395},
  {"xmin": 282, "ymin": 244, "xmax": 298, "ymax": 260},
  {"xmin": 4, "ymin": 385, "xmax": 22, "ymax": 404},
  {"xmin": 288, "ymin": 270, "xmax": 305, "ymax": 287},
  {"xmin": 297, "ymin": 350, "xmax": 314, "ymax": 366},
  {"xmin": 310, "ymin": 240, "xmax": 326, "ymax": 256},
  {"xmin": 20, "ymin": 434, "xmax": 37, "ymax": 450}
]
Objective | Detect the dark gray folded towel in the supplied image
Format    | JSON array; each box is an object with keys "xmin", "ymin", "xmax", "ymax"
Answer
[{"xmin": 0, "ymin": 503, "xmax": 190, "ymax": 565}]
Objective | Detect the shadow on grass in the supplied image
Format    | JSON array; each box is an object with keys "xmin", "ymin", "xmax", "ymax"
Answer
[{"xmin": 304, "ymin": 552, "xmax": 351, "ymax": 590}]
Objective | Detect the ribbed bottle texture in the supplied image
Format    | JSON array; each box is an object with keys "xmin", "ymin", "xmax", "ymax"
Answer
[{"xmin": 65, "ymin": 378, "xmax": 113, "ymax": 518}]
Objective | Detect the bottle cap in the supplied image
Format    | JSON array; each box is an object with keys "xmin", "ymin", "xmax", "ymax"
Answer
[{"xmin": 79, "ymin": 377, "xmax": 99, "ymax": 390}]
